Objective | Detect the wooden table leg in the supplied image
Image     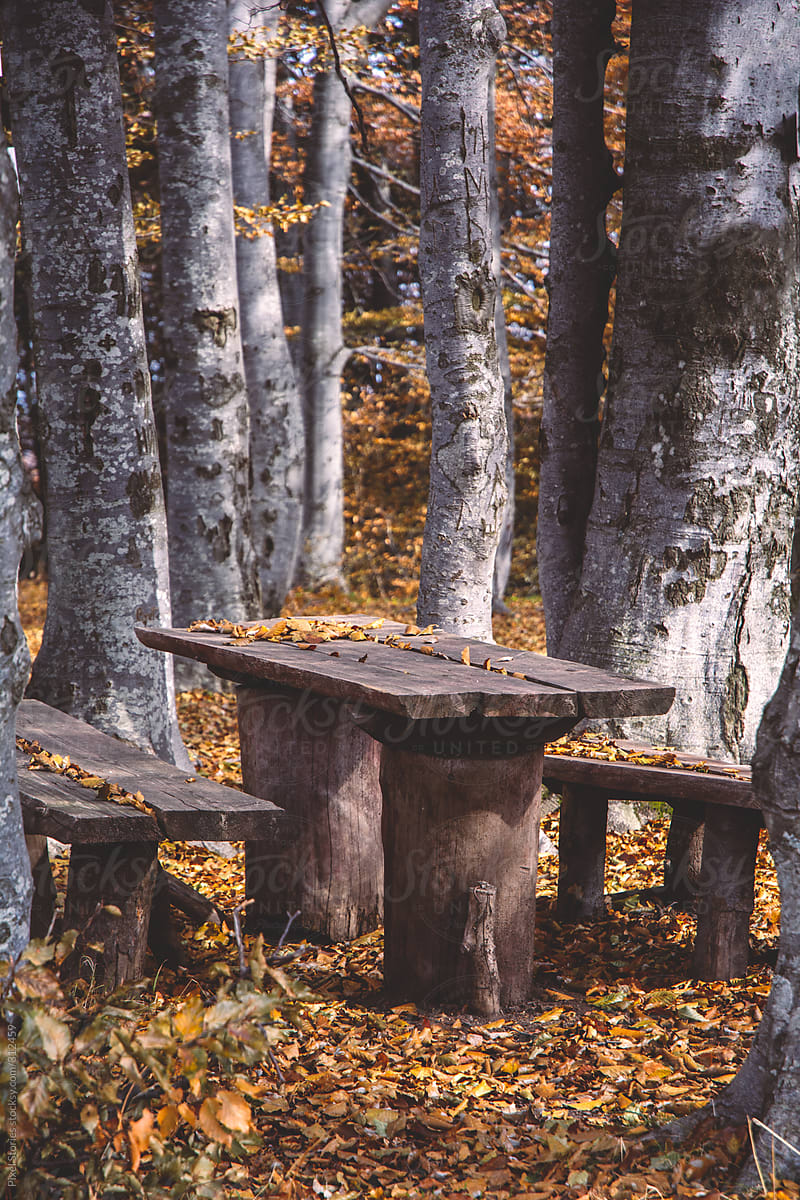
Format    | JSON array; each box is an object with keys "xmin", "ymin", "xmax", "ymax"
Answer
[
  {"xmin": 692, "ymin": 806, "xmax": 761, "ymax": 980},
  {"xmin": 25, "ymin": 834, "xmax": 57, "ymax": 939},
  {"xmin": 380, "ymin": 744, "xmax": 542, "ymax": 1009},
  {"xmin": 63, "ymin": 841, "xmax": 158, "ymax": 988},
  {"xmin": 556, "ymin": 784, "xmax": 608, "ymax": 921},
  {"xmin": 238, "ymin": 684, "xmax": 383, "ymax": 942}
]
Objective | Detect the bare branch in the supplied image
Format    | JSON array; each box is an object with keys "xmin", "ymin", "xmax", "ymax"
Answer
[
  {"xmin": 351, "ymin": 80, "xmax": 420, "ymax": 123},
  {"xmin": 348, "ymin": 182, "xmax": 417, "ymax": 235},
  {"xmin": 349, "ymin": 345, "xmax": 425, "ymax": 374},
  {"xmin": 352, "ymin": 153, "xmax": 420, "ymax": 198}
]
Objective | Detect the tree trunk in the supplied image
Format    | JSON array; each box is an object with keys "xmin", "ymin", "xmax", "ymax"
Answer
[
  {"xmin": 298, "ymin": 66, "xmax": 352, "ymax": 587},
  {"xmin": 154, "ymin": 0, "xmax": 259, "ymax": 690},
  {"xmin": 273, "ymin": 89, "xmax": 305, "ymax": 363},
  {"xmin": 4, "ymin": 0, "xmax": 186, "ymax": 766},
  {"xmin": 489, "ymin": 52, "xmax": 515, "ymax": 614},
  {"xmin": 720, "ymin": 627, "xmax": 800, "ymax": 1186},
  {"xmin": 228, "ymin": 1, "xmax": 305, "ymax": 610},
  {"xmin": 297, "ymin": 0, "xmax": 393, "ymax": 588},
  {"xmin": 558, "ymin": 0, "xmax": 800, "ymax": 764},
  {"xmin": 537, "ymin": 0, "xmax": 617, "ymax": 655},
  {"xmin": 416, "ymin": 0, "xmax": 508, "ymax": 640},
  {"xmin": 0, "ymin": 121, "xmax": 33, "ymax": 963}
]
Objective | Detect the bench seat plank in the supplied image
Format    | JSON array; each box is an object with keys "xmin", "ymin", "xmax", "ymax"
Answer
[
  {"xmin": 542, "ymin": 752, "xmax": 757, "ymax": 808},
  {"xmin": 17, "ymin": 699, "xmax": 288, "ymax": 841},
  {"xmin": 18, "ymin": 750, "xmax": 161, "ymax": 842}
]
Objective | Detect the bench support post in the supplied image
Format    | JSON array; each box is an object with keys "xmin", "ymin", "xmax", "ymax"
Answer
[
  {"xmin": 62, "ymin": 841, "xmax": 158, "ymax": 988},
  {"xmin": 25, "ymin": 834, "xmax": 57, "ymax": 939},
  {"xmin": 664, "ymin": 800, "xmax": 705, "ymax": 902},
  {"xmin": 557, "ymin": 785, "xmax": 608, "ymax": 920},
  {"xmin": 238, "ymin": 684, "xmax": 383, "ymax": 942},
  {"xmin": 692, "ymin": 807, "xmax": 761, "ymax": 981},
  {"xmin": 380, "ymin": 745, "xmax": 542, "ymax": 1009}
]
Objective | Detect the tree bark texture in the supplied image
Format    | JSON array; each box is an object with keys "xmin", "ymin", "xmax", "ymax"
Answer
[
  {"xmin": 228, "ymin": 1, "xmax": 305, "ymax": 610},
  {"xmin": 298, "ymin": 0, "xmax": 393, "ymax": 588},
  {"xmin": 416, "ymin": 0, "xmax": 508, "ymax": 640},
  {"xmin": 299, "ymin": 66, "xmax": 350, "ymax": 587},
  {"xmin": 3, "ymin": 1, "xmax": 186, "ymax": 766},
  {"xmin": 0, "ymin": 122, "xmax": 33, "ymax": 962},
  {"xmin": 558, "ymin": 0, "xmax": 800, "ymax": 762},
  {"xmin": 489, "ymin": 54, "xmax": 515, "ymax": 613},
  {"xmin": 711, "ymin": 619, "xmax": 800, "ymax": 1186},
  {"xmin": 154, "ymin": 0, "xmax": 259, "ymax": 690},
  {"xmin": 538, "ymin": 0, "xmax": 617, "ymax": 655}
]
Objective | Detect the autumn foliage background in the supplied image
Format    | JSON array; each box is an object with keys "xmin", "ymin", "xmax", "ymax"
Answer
[{"xmin": 4, "ymin": 2, "xmax": 794, "ymax": 1198}]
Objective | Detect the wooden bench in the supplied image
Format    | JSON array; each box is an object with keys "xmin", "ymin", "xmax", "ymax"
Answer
[
  {"xmin": 542, "ymin": 742, "xmax": 761, "ymax": 981},
  {"xmin": 17, "ymin": 699, "xmax": 294, "ymax": 988}
]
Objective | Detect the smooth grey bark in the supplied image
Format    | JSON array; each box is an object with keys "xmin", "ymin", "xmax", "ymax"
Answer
[
  {"xmin": 0, "ymin": 126, "xmax": 32, "ymax": 962},
  {"xmin": 154, "ymin": 0, "xmax": 259, "ymax": 689},
  {"xmin": 489, "ymin": 55, "xmax": 515, "ymax": 614},
  {"xmin": 298, "ymin": 0, "xmax": 393, "ymax": 588},
  {"xmin": 3, "ymin": 1, "xmax": 186, "ymax": 765},
  {"xmin": 558, "ymin": 0, "xmax": 800, "ymax": 763},
  {"xmin": 273, "ymin": 91, "xmax": 305, "ymax": 364},
  {"xmin": 416, "ymin": 0, "xmax": 508, "ymax": 639},
  {"xmin": 538, "ymin": 0, "xmax": 617, "ymax": 654},
  {"xmin": 228, "ymin": 0, "xmax": 305, "ymax": 610},
  {"xmin": 717, "ymin": 625, "xmax": 800, "ymax": 1187}
]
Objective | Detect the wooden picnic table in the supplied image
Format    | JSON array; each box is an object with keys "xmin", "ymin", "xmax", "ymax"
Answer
[{"xmin": 136, "ymin": 615, "xmax": 673, "ymax": 1010}]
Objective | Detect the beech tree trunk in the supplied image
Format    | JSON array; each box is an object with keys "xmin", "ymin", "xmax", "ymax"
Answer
[
  {"xmin": 538, "ymin": 0, "xmax": 617, "ymax": 655},
  {"xmin": 0, "ymin": 123, "xmax": 32, "ymax": 962},
  {"xmin": 297, "ymin": 0, "xmax": 392, "ymax": 588},
  {"xmin": 154, "ymin": 0, "xmax": 259, "ymax": 689},
  {"xmin": 4, "ymin": 0, "xmax": 186, "ymax": 765},
  {"xmin": 558, "ymin": 0, "xmax": 800, "ymax": 764},
  {"xmin": 718, "ymin": 624, "xmax": 800, "ymax": 1187},
  {"xmin": 489, "ymin": 55, "xmax": 515, "ymax": 614},
  {"xmin": 228, "ymin": 0, "xmax": 305, "ymax": 610},
  {"xmin": 416, "ymin": 0, "xmax": 508, "ymax": 640},
  {"xmin": 298, "ymin": 66, "xmax": 351, "ymax": 587}
]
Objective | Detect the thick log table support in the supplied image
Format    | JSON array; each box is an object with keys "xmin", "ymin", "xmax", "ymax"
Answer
[
  {"xmin": 692, "ymin": 806, "xmax": 762, "ymax": 981},
  {"xmin": 63, "ymin": 841, "xmax": 158, "ymax": 988},
  {"xmin": 371, "ymin": 715, "xmax": 564, "ymax": 1010},
  {"xmin": 238, "ymin": 684, "xmax": 383, "ymax": 942}
]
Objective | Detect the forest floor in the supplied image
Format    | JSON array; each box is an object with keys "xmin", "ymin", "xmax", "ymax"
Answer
[{"xmin": 15, "ymin": 579, "xmax": 791, "ymax": 1199}]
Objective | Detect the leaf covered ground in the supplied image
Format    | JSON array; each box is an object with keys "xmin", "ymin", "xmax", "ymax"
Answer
[{"xmin": 14, "ymin": 582, "xmax": 790, "ymax": 1198}]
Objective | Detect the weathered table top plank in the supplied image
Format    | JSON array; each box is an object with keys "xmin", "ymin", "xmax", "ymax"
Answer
[
  {"xmin": 17, "ymin": 699, "xmax": 288, "ymax": 841},
  {"xmin": 136, "ymin": 626, "xmax": 581, "ymax": 720},
  {"xmin": 329, "ymin": 616, "xmax": 675, "ymax": 719},
  {"xmin": 136, "ymin": 615, "xmax": 674, "ymax": 722}
]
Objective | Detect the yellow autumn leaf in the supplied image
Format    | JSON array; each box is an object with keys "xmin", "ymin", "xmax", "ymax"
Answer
[
  {"xmin": 461, "ymin": 647, "xmax": 471, "ymax": 666},
  {"xmin": 215, "ymin": 1089, "xmax": 252, "ymax": 1134},
  {"xmin": 173, "ymin": 996, "xmax": 204, "ymax": 1040},
  {"xmin": 157, "ymin": 1104, "xmax": 181, "ymax": 1138},
  {"xmin": 128, "ymin": 1109, "xmax": 155, "ymax": 1172},
  {"xmin": 198, "ymin": 1097, "xmax": 233, "ymax": 1147},
  {"xmin": 33, "ymin": 1011, "xmax": 71, "ymax": 1061}
]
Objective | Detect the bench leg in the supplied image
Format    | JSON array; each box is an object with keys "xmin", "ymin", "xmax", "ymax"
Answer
[
  {"xmin": 63, "ymin": 841, "xmax": 158, "ymax": 988},
  {"xmin": 556, "ymin": 785, "xmax": 608, "ymax": 921},
  {"xmin": 25, "ymin": 834, "xmax": 57, "ymax": 939},
  {"xmin": 238, "ymin": 684, "xmax": 383, "ymax": 942},
  {"xmin": 380, "ymin": 746, "xmax": 541, "ymax": 1010},
  {"xmin": 663, "ymin": 800, "xmax": 705, "ymax": 902},
  {"xmin": 692, "ymin": 807, "xmax": 761, "ymax": 981}
]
